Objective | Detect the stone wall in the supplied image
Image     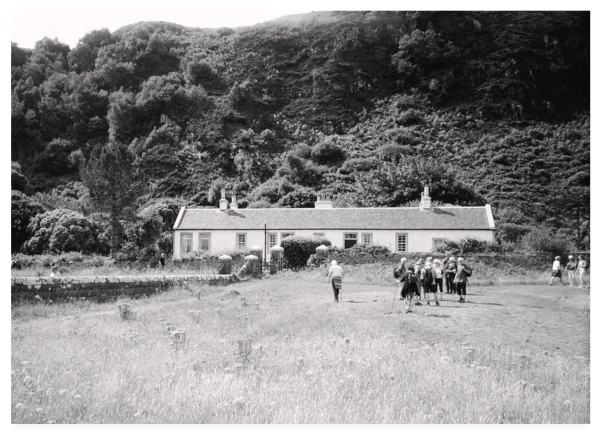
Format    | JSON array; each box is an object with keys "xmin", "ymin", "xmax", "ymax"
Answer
[{"xmin": 11, "ymin": 275, "xmax": 239, "ymax": 304}]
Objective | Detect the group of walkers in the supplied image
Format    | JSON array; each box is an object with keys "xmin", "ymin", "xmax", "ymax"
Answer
[
  {"xmin": 326, "ymin": 253, "xmax": 473, "ymax": 313},
  {"xmin": 393, "ymin": 254, "xmax": 472, "ymax": 313},
  {"xmin": 549, "ymin": 254, "xmax": 589, "ymax": 288}
]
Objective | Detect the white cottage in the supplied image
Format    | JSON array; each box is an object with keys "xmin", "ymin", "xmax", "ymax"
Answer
[{"xmin": 172, "ymin": 188, "xmax": 495, "ymax": 260}]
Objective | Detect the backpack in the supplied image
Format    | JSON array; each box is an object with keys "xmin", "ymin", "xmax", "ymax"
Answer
[
  {"xmin": 423, "ymin": 268, "xmax": 434, "ymax": 283},
  {"xmin": 408, "ymin": 273, "xmax": 419, "ymax": 284},
  {"xmin": 393, "ymin": 267, "xmax": 400, "ymax": 279},
  {"xmin": 581, "ymin": 260, "xmax": 588, "ymax": 268},
  {"xmin": 464, "ymin": 266, "xmax": 473, "ymax": 278}
]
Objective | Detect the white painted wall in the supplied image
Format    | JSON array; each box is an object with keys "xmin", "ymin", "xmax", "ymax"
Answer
[{"xmin": 172, "ymin": 228, "xmax": 494, "ymax": 260}]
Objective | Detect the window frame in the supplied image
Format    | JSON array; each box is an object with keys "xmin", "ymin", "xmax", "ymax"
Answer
[
  {"xmin": 396, "ymin": 233, "xmax": 408, "ymax": 253},
  {"xmin": 267, "ymin": 232, "xmax": 278, "ymax": 248},
  {"xmin": 344, "ymin": 232, "xmax": 359, "ymax": 249},
  {"xmin": 198, "ymin": 232, "xmax": 211, "ymax": 251},
  {"xmin": 236, "ymin": 232, "xmax": 247, "ymax": 250},
  {"xmin": 180, "ymin": 232, "xmax": 193, "ymax": 255}
]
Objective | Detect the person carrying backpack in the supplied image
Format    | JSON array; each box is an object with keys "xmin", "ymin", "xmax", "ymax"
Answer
[
  {"xmin": 433, "ymin": 259, "xmax": 445, "ymax": 296},
  {"xmin": 422, "ymin": 259, "xmax": 440, "ymax": 307},
  {"xmin": 548, "ymin": 256, "xmax": 564, "ymax": 286},
  {"xmin": 454, "ymin": 257, "xmax": 472, "ymax": 303},
  {"xmin": 400, "ymin": 266, "xmax": 420, "ymax": 313},
  {"xmin": 393, "ymin": 257, "xmax": 408, "ymax": 300}
]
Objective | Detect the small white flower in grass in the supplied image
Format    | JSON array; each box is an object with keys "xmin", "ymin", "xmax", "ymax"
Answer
[
  {"xmin": 15, "ymin": 403, "xmax": 26, "ymax": 410},
  {"xmin": 36, "ymin": 408, "xmax": 44, "ymax": 413},
  {"xmin": 47, "ymin": 420, "xmax": 56, "ymax": 424},
  {"xmin": 563, "ymin": 400, "xmax": 572, "ymax": 406},
  {"xmin": 58, "ymin": 389, "xmax": 67, "ymax": 396},
  {"xmin": 73, "ymin": 394, "xmax": 82, "ymax": 400}
]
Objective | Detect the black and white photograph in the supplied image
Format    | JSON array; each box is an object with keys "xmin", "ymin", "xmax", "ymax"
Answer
[{"xmin": 9, "ymin": 0, "xmax": 594, "ymax": 426}]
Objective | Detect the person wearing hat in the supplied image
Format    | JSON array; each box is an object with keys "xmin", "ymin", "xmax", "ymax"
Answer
[
  {"xmin": 548, "ymin": 256, "xmax": 564, "ymax": 286},
  {"xmin": 327, "ymin": 260, "xmax": 344, "ymax": 302},
  {"xmin": 576, "ymin": 255, "xmax": 589, "ymax": 288},
  {"xmin": 565, "ymin": 255, "xmax": 578, "ymax": 287}
]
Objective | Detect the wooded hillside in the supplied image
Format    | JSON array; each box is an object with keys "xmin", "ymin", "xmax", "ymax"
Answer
[{"xmin": 11, "ymin": 11, "xmax": 590, "ymax": 258}]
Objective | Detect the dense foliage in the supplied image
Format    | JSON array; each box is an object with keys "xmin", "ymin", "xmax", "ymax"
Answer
[
  {"xmin": 280, "ymin": 235, "xmax": 332, "ymax": 270},
  {"xmin": 11, "ymin": 12, "xmax": 590, "ymax": 257}
]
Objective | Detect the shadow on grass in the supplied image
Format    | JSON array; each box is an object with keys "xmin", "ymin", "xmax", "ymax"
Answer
[{"xmin": 469, "ymin": 302, "xmax": 504, "ymax": 306}]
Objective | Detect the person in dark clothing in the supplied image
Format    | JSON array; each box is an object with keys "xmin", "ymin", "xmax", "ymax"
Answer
[
  {"xmin": 454, "ymin": 257, "xmax": 472, "ymax": 303},
  {"xmin": 400, "ymin": 266, "xmax": 420, "ymax": 313},
  {"xmin": 445, "ymin": 256, "xmax": 457, "ymax": 294},
  {"xmin": 159, "ymin": 253, "xmax": 166, "ymax": 268}
]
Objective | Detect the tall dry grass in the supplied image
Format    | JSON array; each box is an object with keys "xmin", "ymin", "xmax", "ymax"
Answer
[{"xmin": 12, "ymin": 280, "xmax": 589, "ymax": 423}]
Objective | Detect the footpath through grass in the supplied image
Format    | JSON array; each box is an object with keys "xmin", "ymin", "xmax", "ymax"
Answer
[{"xmin": 12, "ymin": 277, "xmax": 590, "ymax": 423}]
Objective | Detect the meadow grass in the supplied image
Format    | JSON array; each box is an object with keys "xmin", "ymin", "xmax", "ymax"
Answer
[{"xmin": 12, "ymin": 278, "xmax": 589, "ymax": 423}]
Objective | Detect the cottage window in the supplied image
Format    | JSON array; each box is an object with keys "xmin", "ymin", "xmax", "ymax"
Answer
[
  {"xmin": 198, "ymin": 233, "xmax": 211, "ymax": 251},
  {"xmin": 313, "ymin": 232, "xmax": 325, "ymax": 237},
  {"xmin": 344, "ymin": 233, "xmax": 358, "ymax": 249},
  {"xmin": 236, "ymin": 233, "xmax": 247, "ymax": 250},
  {"xmin": 268, "ymin": 233, "xmax": 278, "ymax": 248},
  {"xmin": 362, "ymin": 233, "xmax": 373, "ymax": 246},
  {"xmin": 181, "ymin": 233, "xmax": 193, "ymax": 255},
  {"xmin": 396, "ymin": 233, "xmax": 408, "ymax": 252}
]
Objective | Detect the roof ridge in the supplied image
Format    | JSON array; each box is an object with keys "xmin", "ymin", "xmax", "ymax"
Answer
[{"xmin": 182, "ymin": 205, "xmax": 488, "ymax": 211}]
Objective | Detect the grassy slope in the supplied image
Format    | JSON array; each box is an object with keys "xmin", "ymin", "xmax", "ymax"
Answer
[{"xmin": 12, "ymin": 277, "xmax": 589, "ymax": 423}]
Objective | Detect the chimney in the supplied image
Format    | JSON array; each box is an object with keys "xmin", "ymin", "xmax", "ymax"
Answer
[
  {"xmin": 315, "ymin": 194, "xmax": 333, "ymax": 209},
  {"xmin": 219, "ymin": 188, "xmax": 228, "ymax": 210},
  {"xmin": 420, "ymin": 185, "xmax": 432, "ymax": 211},
  {"xmin": 230, "ymin": 194, "xmax": 238, "ymax": 210}
]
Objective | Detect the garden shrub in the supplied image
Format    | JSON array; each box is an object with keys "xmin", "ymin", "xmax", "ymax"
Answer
[
  {"xmin": 434, "ymin": 238, "xmax": 502, "ymax": 254},
  {"xmin": 280, "ymin": 235, "xmax": 332, "ymax": 270}
]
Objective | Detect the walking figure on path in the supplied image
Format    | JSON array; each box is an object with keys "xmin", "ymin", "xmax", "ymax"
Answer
[
  {"xmin": 549, "ymin": 256, "xmax": 564, "ymax": 286},
  {"xmin": 327, "ymin": 260, "xmax": 344, "ymax": 303}
]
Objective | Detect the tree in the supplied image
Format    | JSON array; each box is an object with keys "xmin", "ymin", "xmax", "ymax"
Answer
[{"xmin": 79, "ymin": 141, "xmax": 144, "ymax": 257}]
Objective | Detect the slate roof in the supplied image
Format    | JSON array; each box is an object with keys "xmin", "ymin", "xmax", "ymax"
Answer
[{"xmin": 174, "ymin": 206, "xmax": 494, "ymax": 231}]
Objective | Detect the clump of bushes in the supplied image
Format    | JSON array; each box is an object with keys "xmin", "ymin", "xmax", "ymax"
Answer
[
  {"xmin": 434, "ymin": 238, "xmax": 502, "ymax": 254},
  {"xmin": 23, "ymin": 209, "xmax": 110, "ymax": 255},
  {"xmin": 281, "ymin": 236, "xmax": 332, "ymax": 270}
]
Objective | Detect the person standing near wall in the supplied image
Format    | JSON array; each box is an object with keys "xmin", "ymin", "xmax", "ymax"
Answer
[
  {"xmin": 414, "ymin": 258, "xmax": 425, "ymax": 306},
  {"xmin": 327, "ymin": 260, "xmax": 344, "ymax": 303},
  {"xmin": 565, "ymin": 255, "xmax": 578, "ymax": 287},
  {"xmin": 454, "ymin": 257, "xmax": 472, "ymax": 303}
]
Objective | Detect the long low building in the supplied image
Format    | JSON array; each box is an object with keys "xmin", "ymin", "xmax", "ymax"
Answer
[{"xmin": 172, "ymin": 187, "xmax": 496, "ymax": 260}]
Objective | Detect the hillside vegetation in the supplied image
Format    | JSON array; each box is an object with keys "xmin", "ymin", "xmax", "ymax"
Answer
[{"xmin": 11, "ymin": 11, "xmax": 590, "ymax": 258}]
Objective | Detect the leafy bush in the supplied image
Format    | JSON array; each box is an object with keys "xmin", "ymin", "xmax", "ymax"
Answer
[
  {"xmin": 310, "ymin": 141, "xmax": 345, "ymax": 165},
  {"xmin": 278, "ymin": 188, "xmax": 318, "ymax": 208},
  {"xmin": 280, "ymin": 235, "xmax": 332, "ymax": 270},
  {"xmin": 521, "ymin": 229, "xmax": 574, "ymax": 259},
  {"xmin": 11, "ymin": 162, "xmax": 29, "ymax": 192},
  {"xmin": 377, "ymin": 143, "xmax": 413, "ymax": 162},
  {"xmin": 23, "ymin": 208, "xmax": 110, "ymax": 255},
  {"xmin": 434, "ymin": 238, "xmax": 502, "ymax": 254},
  {"xmin": 326, "ymin": 244, "xmax": 392, "ymax": 265},
  {"xmin": 11, "ymin": 191, "xmax": 46, "ymax": 253}
]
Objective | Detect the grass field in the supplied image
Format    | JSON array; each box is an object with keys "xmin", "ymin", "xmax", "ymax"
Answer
[{"xmin": 11, "ymin": 275, "xmax": 590, "ymax": 423}]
